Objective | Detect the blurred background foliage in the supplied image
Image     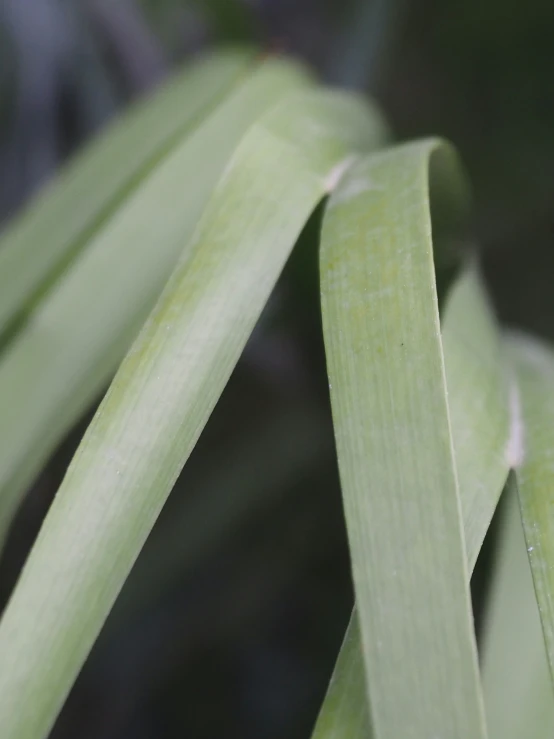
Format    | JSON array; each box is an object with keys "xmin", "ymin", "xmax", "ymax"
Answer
[{"xmin": 1, "ymin": 1, "xmax": 553, "ymax": 737}]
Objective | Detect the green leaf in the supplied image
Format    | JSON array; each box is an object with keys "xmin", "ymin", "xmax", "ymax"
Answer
[
  {"xmin": 0, "ymin": 48, "xmax": 254, "ymax": 342},
  {"xmin": 319, "ymin": 142, "xmax": 500, "ymax": 738},
  {"xmin": 311, "ymin": 616, "xmax": 370, "ymax": 739},
  {"xmin": 0, "ymin": 89, "xmax": 386, "ymax": 739},
  {"xmin": 481, "ymin": 475, "xmax": 554, "ymax": 739},
  {"xmin": 442, "ymin": 263, "xmax": 512, "ymax": 569},
  {"xmin": 313, "ymin": 264, "xmax": 512, "ymax": 738},
  {"xmin": 0, "ymin": 57, "xmax": 310, "ymax": 542},
  {"xmin": 510, "ymin": 332, "xmax": 554, "ymax": 682}
]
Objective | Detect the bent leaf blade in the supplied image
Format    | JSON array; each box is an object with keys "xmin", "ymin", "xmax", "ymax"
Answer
[
  {"xmin": 0, "ymin": 89, "xmax": 386, "ymax": 739},
  {"xmin": 320, "ymin": 142, "xmax": 487, "ymax": 739}
]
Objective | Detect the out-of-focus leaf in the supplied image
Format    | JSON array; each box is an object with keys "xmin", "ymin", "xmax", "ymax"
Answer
[
  {"xmin": 481, "ymin": 475, "xmax": 554, "ymax": 739},
  {"xmin": 0, "ymin": 57, "xmax": 310, "ymax": 543},
  {"xmin": 0, "ymin": 48, "xmax": 254, "ymax": 340},
  {"xmin": 0, "ymin": 88, "xmax": 385, "ymax": 739},
  {"xmin": 510, "ymin": 332, "xmax": 554, "ymax": 683}
]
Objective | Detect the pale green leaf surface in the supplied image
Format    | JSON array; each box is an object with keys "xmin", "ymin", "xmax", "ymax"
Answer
[
  {"xmin": 0, "ymin": 90, "xmax": 386, "ymax": 739},
  {"xmin": 0, "ymin": 58, "xmax": 310, "ymax": 543},
  {"xmin": 442, "ymin": 264, "xmax": 512, "ymax": 570},
  {"xmin": 0, "ymin": 49, "xmax": 255, "ymax": 340},
  {"xmin": 319, "ymin": 142, "xmax": 491, "ymax": 739},
  {"xmin": 510, "ymin": 332, "xmax": 554, "ymax": 681},
  {"xmin": 482, "ymin": 475, "xmax": 554, "ymax": 739},
  {"xmin": 311, "ymin": 616, "xmax": 369, "ymax": 739},
  {"xmin": 313, "ymin": 265, "xmax": 512, "ymax": 739}
]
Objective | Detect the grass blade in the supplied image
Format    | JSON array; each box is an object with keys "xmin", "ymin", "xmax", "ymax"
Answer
[
  {"xmin": 442, "ymin": 264, "xmax": 512, "ymax": 568},
  {"xmin": 0, "ymin": 48, "xmax": 254, "ymax": 341},
  {"xmin": 313, "ymin": 264, "xmax": 512, "ymax": 738},
  {"xmin": 481, "ymin": 475, "xmax": 554, "ymax": 739},
  {"xmin": 320, "ymin": 142, "xmax": 490, "ymax": 738},
  {"xmin": 0, "ymin": 90, "xmax": 386, "ymax": 739},
  {"xmin": 510, "ymin": 332, "xmax": 554, "ymax": 682},
  {"xmin": 0, "ymin": 57, "xmax": 310, "ymax": 542},
  {"xmin": 311, "ymin": 616, "xmax": 369, "ymax": 739}
]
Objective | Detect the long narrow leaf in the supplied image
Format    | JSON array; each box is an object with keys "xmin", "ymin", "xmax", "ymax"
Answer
[
  {"xmin": 0, "ymin": 49, "xmax": 253, "ymax": 340},
  {"xmin": 442, "ymin": 264, "xmax": 513, "ymax": 566},
  {"xmin": 510, "ymin": 332, "xmax": 554, "ymax": 682},
  {"xmin": 481, "ymin": 475, "xmax": 554, "ymax": 739},
  {"xmin": 0, "ymin": 89, "xmax": 386, "ymax": 739},
  {"xmin": 0, "ymin": 58, "xmax": 310, "ymax": 542},
  {"xmin": 320, "ymin": 142, "xmax": 489, "ymax": 738},
  {"xmin": 313, "ymin": 265, "xmax": 512, "ymax": 738}
]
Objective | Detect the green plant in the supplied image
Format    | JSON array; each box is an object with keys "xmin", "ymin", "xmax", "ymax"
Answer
[{"xmin": 0, "ymin": 48, "xmax": 553, "ymax": 739}]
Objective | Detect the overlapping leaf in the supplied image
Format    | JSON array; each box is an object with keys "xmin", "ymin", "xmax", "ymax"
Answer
[
  {"xmin": 481, "ymin": 475, "xmax": 554, "ymax": 739},
  {"xmin": 510, "ymin": 334, "xmax": 554, "ymax": 681},
  {"xmin": 0, "ymin": 57, "xmax": 310, "ymax": 542},
  {"xmin": 0, "ymin": 49, "xmax": 254, "ymax": 340},
  {"xmin": 313, "ymin": 262, "xmax": 512, "ymax": 738},
  {"xmin": 0, "ymin": 85, "xmax": 385, "ymax": 739},
  {"xmin": 318, "ymin": 142, "xmax": 510, "ymax": 739},
  {"xmin": 1, "ymin": 45, "xmax": 554, "ymax": 739}
]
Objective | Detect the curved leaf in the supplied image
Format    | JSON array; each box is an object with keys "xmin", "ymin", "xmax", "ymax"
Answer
[
  {"xmin": 0, "ymin": 48, "xmax": 254, "ymax": 341},
  {"xmin": 0, "ymin": 57, "xmax": 310, "ymax": 541},
  {"xmin": 510, "ymin": 332, "xmax": 554, "ymax": 681},
  {"xmin": 0, "ymin": 89, "xmax": 386, "ymax": 739},
  {"xmin": 319, "ymin": 142, "xmax": 500, "ymax": 739},
  {"xmin": 313, "ymin": 263, "xmax": 512, "ymax": 739},
  {"xmin": 481, "ymin": 475, "xmax": 554, "ymax": 739}
]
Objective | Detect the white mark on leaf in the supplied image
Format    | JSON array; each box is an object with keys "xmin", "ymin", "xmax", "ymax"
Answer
[{"xmin": 323, "ymin": 156, "xmax": 357, "ymax": 194}]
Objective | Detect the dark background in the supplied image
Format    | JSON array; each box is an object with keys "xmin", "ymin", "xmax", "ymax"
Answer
[{"xmin": 1, "ymin": 1, "xmax": 553, "ymax": 737}]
